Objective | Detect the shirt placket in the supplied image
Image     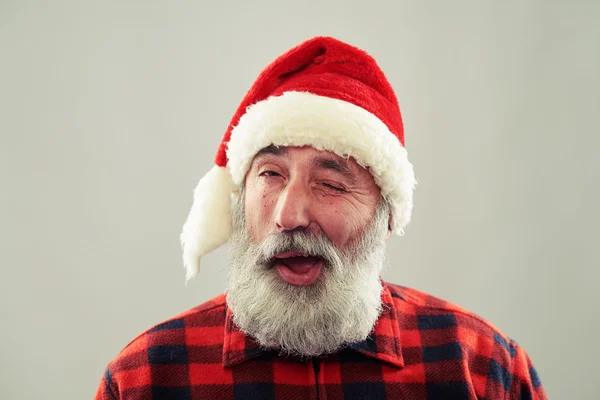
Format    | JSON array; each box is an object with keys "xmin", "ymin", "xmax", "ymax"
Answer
[{"xmin": 307, "ymin": 358, "xmax": 324, "ymax": 400}]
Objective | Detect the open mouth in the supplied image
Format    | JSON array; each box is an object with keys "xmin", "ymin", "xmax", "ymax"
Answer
[{"xmin": 272, "ymin": 251, "xmax": 324, "ymax": 286}]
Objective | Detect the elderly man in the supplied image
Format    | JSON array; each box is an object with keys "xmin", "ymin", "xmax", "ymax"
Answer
[{"xmin": 96, "ymin": 37, "xmax": 546, "ymax": 399}]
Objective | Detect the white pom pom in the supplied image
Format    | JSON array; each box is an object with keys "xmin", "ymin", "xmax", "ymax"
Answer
[{"xmin": 180, "ymin": 165, "xmax": 234, "ymax": 281}]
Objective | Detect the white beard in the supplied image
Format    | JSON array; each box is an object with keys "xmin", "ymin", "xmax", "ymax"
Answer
[{"xmin": 225, "ymin": 193, "xmax": 390, "ymax": 357}]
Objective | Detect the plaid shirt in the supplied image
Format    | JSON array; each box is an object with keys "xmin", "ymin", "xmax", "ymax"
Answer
[{"xmin": 96, "ymin": 282, "xmax": 546, "ymax": 399}]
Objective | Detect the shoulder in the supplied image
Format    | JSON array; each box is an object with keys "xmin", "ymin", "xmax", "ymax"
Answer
[
  {"xmin": 384, "ymin": 283, "xmax": 546, "ymax": 398},
  {"xmin": 385, "ymin": 282, "xmax": 521, "ymax": 375},
  {"xmin": 118, "ymin": 292, "xmax": 227, "ymax": 355},
  {"xmin": 385, "ymin": 281, "xmax": 509, "ymax": 340},
  {"xmin": 97, "ymin": 293, "xmax": 227, "ymax": 398}
]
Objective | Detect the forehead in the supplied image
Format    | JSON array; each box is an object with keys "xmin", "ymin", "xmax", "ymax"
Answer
[{"xmin": 253, "ymin": 145, "xmax": 360, "ymax": 169}]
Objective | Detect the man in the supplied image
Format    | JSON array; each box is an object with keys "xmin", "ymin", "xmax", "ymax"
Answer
[{"xmin": 96, "ymin": 37, "xmax": 546, "ymax": 399}]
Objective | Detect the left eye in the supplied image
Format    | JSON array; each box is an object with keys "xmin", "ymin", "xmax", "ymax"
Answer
[{"xmin": 322, "ymin": 183, "xmax": 345, "ymax": 192}]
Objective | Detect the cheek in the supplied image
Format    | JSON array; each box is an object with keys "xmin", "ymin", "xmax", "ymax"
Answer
[
  {"xmin": 313, "ymin": 198, "xmax": 376, "ymax": 247},
  {"xmin": 313, "ymin": 200, "xmax": 357, "ymax": 244},
  {"xmin": 244, "ymin": 180, "xmax": 278, "ymax": 239}
]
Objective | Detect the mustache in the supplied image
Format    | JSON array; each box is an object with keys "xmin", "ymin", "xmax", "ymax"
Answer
[{"xmin": 254, "ymin": 230, "xmax": 342, "ymax": 269}]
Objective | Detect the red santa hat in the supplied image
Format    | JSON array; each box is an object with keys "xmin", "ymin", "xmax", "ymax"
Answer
[{"xmin": 181, "ymin": 36, "xmax": 416, "ymax": 280}]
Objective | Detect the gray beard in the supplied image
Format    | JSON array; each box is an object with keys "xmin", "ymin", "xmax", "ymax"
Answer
[{"xmin": 225, "ymin": 193, "xmax": 390, "ymax": 357}]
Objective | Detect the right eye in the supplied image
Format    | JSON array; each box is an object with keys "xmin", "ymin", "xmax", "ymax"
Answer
[{"xmin": 259, "ymin": 171, "xmax": 281, "ymax": 177}]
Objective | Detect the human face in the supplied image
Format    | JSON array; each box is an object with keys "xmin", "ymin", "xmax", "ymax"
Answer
[
  {"xmin": 243, "ymin": 145, "xmax": 383, "ymax": 285},
  {"xmin": 226, "ymin": 174, "xmax": 390, "ymax": 356}
]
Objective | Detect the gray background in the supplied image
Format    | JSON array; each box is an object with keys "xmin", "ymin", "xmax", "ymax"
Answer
[{"xmin": 1, "ymin": 1, "xmax": 598, "ymax": 399}]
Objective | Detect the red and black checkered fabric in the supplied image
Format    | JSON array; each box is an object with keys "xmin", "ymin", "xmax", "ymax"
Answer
[{"xmin": 96, "ymin": 282, "xmax": 546, "ymax": 399}]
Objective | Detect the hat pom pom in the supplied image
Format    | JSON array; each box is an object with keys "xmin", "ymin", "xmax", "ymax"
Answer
[{"xmin": 180, "ymin": 165, "xmax": 234, "ymax": 281}]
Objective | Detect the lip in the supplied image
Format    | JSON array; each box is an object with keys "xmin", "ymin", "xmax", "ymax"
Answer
[
  {"xmin": 273, "ymin": 251, "xmax": 312, "ymax": 259},
  {"xmin": 274, "ymin": 259, "xmax": 324, "ymax": 286}
]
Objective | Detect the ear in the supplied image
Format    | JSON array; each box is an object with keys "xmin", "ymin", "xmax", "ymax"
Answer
[{"xmin": 385, "ymin": 216, "xmax": 392, "ymax": 241}]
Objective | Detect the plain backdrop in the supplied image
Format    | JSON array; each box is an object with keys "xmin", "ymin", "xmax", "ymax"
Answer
[{"xmin": 1, "ymin": 1, "xmax": 599, "ymax": 399}]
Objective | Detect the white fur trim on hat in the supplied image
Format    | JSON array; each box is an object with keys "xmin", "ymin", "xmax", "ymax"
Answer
[
  {"xmin": 227, "ymin": 91, "xmax": 416, "ymax": 235},
  {"xmin": 180, "ymin": 165, "xmax": 234, "ymax": 280}
]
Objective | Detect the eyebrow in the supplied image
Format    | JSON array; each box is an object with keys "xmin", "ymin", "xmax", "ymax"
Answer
[
  {"xmin": 313, "ymin": 157, "xmax": 356, "ymax": 182},
  {"xmin": 255, "ymin": 144, "xmax": 287, "ymax": 157}
]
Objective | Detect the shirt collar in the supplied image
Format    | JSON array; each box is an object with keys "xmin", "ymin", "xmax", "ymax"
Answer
[{"xmin": 222, "ymin": 284, "xmax": 404, "ymax": 369}]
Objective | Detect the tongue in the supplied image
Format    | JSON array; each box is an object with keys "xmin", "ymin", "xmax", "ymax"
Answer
[{"xmin": 280, "ymin": 256, "xmax": 319, "ymax": 274}]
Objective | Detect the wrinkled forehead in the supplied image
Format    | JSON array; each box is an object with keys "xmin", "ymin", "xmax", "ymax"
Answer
[{"xmin": 250, "ymin": 144, "xmax": 370, "ymax": 175}]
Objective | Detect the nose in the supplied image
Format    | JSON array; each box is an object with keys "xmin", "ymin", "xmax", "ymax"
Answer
[{"xmin": 274, "ymin": 180, "xmax": 311, "ymax": 232}]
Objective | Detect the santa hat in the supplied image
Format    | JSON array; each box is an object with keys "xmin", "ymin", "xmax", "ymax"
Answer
[{"xmin": 181, "ymin": 36, "xmax": 416, "ymax": 280}]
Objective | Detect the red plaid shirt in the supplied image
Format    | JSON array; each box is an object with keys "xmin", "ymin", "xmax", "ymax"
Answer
[{"xmin": 96, "ymin": 282, "xmax": 546, "ymax": 399}]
